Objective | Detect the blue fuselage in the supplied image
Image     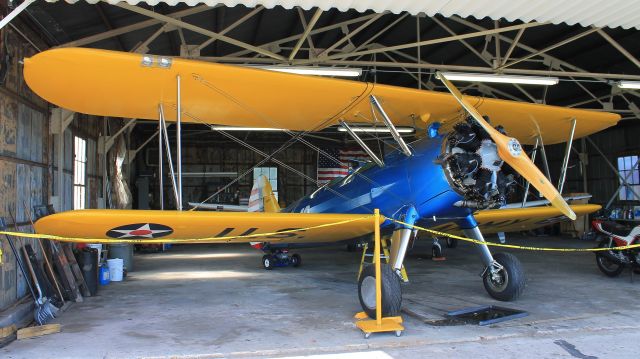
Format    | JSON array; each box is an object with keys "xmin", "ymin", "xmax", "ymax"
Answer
[{"xmin": 283, "ymin": 136, "xmax": 471, "ymax": 228}]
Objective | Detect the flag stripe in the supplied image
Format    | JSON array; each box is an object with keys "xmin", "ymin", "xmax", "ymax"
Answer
[{"xmin": 317, "ymin": 148, "xmax": 370, "ymax": 187}]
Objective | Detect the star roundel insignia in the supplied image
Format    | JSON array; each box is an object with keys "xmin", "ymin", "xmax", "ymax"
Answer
[{"xmin": 106, "ymin": 223, "xmax": 173, "ymax": 239}]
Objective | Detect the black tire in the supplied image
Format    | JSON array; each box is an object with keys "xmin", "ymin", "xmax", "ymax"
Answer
[
  {"xmin": 483, "ymin": 252, "xmax": 525, "ymax": 301},
  {"xmin": 432, "ymin": 243, "xmax": 443, "ymax": 258},
  {"xmin": 262, "ymin": 255, "xmax": 274, "ymax": 270},
  {"xmin": 291, "ymin": 254, "xmax": 302, "ymax": 267},
  {"xmin": 595, "ymin": 238, "xmax": 625, "ymax": 277},
  {"xmin": 446, "ymin": 238, "xmax": 458, "ymax": 248},
  {"xmin": 358, "ymin": 264, "xmax": 402, "ymax": 319}
]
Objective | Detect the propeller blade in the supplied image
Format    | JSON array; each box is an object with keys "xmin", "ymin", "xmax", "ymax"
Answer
[{"xmin": 436, "ymin": 72, "xmax": 576, "ymax": 220}]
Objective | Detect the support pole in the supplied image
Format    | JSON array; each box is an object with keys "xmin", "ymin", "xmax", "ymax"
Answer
[
  {"xmin": 537, "ymin": 134, "xmax": 552, "ymax": 180},
  {"xmin": 354, "ymin": 209, "xmax": 403, "ymax": 338},
  {"xmin": 159, "ymin": 104, "xmax": 180, "ymax": 206},
  {"xmin": 176, "ymin": 75, "xmax": 183, "ymax": 210},
  {"xmin": 374, "ymin": 208, "xmax": 382, "ymax": 325},
  {"xmin": 338, "ymin": 120, "xmax": 384, "ymax": 167},
  {"xmin": 557, "ymin": 118, "xmax": 577, "ymax": 194},
  {"xmin": 158, "ymin": 118, "xmax": 164, "ymax": 210},
  {"xmin": 521, "ymin": 138, "xmax": 539, "ymax": 207},
  {"xmin": 370, "ymin": 96, "xmax": 412, "ymax": 157}
]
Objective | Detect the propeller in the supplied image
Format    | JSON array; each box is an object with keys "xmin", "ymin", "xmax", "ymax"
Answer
[{"xmin": 436, "ymin": 72, "xmax": 576, "ymax": 220}]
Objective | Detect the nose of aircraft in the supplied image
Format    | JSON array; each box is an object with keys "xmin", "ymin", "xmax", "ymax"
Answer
[{"xmin": 437, "ymin": 72, "xmax": 576, "ymax": 220}]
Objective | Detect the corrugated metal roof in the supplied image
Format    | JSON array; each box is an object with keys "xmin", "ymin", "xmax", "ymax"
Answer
[{"xmin": 51, "ymin": 0, "xmax": 640, "ymax": 29}]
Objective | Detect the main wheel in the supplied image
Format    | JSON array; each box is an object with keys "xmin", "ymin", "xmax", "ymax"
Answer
[
  {"xmin": 291, "ymin": 254, "xmax": 302, "ymax": 267},
  {"xmin": 262, "ymin": 255, "xmax": 274, "ymax": 270},
  {"xmin": 483, "ymin": 252, "xmax": 525, "ymax": 301},
  {"xmin": 595, "ymin": 238, "xmax": 625, "ymax": 277},
  {"xmin": 446, "ymin": 238, "xmax": 458, "ymax": 248},
  {"xmin": 358, "ymin": 264, "xmax": 402, "ymax": 319}
]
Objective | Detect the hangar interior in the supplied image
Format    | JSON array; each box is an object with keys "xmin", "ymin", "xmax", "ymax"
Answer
[{"xmin": 0, "ymin": 1, "xmax": 639, "ymax": 358}]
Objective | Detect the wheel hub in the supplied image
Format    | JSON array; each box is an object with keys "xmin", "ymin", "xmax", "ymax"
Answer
[{"xmin": 360, "ymin": 276, "xmax": 377, "ymax": 309}]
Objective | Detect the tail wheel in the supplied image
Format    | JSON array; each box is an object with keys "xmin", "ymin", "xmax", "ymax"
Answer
[
  {"xmin": 291, "ymin": 254, "xmax": 302, "ymax": 267},
  {"xmin": 595, "ymin": 238, "xmax": 625, "ymax": 277},
  {"xmin": 358, "ymin": 264, "xmax": 402, "ymax": 319},
  {"xmin": 483, "ymin": 252, "xmax": 525, "ymax": 301},
  {"xmin": 432, "ymin": 242, "xmax": 443, "ymax": 258},
  {"xmin": 262, "ymin": 255, "xmax": 274, "ymax": 270}
]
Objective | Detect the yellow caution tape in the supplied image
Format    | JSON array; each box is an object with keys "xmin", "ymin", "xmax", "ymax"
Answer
[
  {"xmin": 390, "ymin": 218, "xmax": 640, "ymax": 252},
  {"xmin": 1, "ymin": 213, "xmax": 638, "ymax": 252},
  {"xmin": 0, "ymin": 215, "xmax": 374, "ymax": 244}
]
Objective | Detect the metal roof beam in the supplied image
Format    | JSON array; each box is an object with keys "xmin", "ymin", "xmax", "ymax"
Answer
[
  {"xmin": 430, "ymin": 17, "xmax": 492, "ymax": 66},
  {"xmin": 297, "ymin": 7, "xmax": 317, "ymax": 56},
  {"xmin": 499, "ymin": 27, "xmax": 599, "ymax": 69},
  {"xmin": 116, "ymin": 3, "xmax": 286, "ymax": 61},
  {"xmin": 195, "ymin": 5, "xmax": 265, "ymax": 53},
  {"xmin": 318, "ymin": 12, "xmax": 385, "ymax": 57},
  {"xmin": 351, "ymin": 13, "xmax": 409, "ymax": 53},
  {"xmin": 596, "ymin": 28, "xmax": 640, "ymax": 69},
  {"xmin": 57, "ymin": 5, "xmax": 213, "ymax": 48},
  {"xmin": 501, "ymin": 27, "xmax": 525, "ymax": 66},
  {"xmin": 228, "ymin": 13, "xmax": 379, "ymax": 57},
  {"xmin": 297, "ymin": 21, "xmax": 547, "ymax": 64},
  {"xmin": 289, "ymin": 8, "xmax": 323, "ymax": 61}
]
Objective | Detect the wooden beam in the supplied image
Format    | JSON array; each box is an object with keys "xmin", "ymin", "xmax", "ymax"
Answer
[{"xmin": 17, "ymin": 324, "xmax": 60, "ymax": 340}]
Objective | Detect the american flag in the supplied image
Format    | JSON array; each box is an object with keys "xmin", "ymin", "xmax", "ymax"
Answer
[{"xmin": 317, "ymin": 148, "xmax": 370, "ymax": 186}]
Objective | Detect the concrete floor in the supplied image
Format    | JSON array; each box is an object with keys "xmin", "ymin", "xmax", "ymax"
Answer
[{"xmin": 2, "ymin": 234, "xmax": 640, "ymax": 358}]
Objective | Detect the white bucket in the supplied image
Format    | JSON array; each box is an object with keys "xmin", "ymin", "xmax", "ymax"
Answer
[{"xmin": 107, "ymin": 258, "xmax": 124, "ymax": 282}]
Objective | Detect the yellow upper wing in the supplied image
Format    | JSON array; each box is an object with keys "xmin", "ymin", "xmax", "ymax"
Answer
[
  {"xmin": 24, "ymin": 48, "xmax": 619, "ymax": 145},
  {"xmin": 33, "ymin": 210, "xmax": 375, "ymax": 244}
]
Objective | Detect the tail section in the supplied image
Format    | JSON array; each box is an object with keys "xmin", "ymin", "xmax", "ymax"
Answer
[
  {"xmin": 249, "ymin": 175, "xmax": 279, "ymax": 250},
  {"xmin": 248, "ymin": 175, "xmax": 280, "ymax": 213}
]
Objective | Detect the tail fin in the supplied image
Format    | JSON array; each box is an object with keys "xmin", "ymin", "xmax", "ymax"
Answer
[{"xmin": 248, "ymin": 175, "xmax": 280, "ymax": 213}]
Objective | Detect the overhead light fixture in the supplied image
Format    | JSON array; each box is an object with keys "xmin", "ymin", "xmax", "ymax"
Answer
[
  {"xmin": 616, "ymin": 81, "xmax": 640, "ymax": 89},
  {"xmin": 337, "ymin": 126, "xmax": 414, "ymax": 134},
  {"xmin": 439, "ymin": 72, "xmax": 559, "ymax": 86},
  {"xmin": 260, "ymin": 66, "xmax": 362, "ymax": 77},
  {"xmin": 210, "ymin": 126, "xmax": 285, "ymax": 131}
]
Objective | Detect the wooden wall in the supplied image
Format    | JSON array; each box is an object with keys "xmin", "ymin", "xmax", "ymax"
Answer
[{"xmin": 0, "ymin": 27, "xmax": 49, "ymax": 310}]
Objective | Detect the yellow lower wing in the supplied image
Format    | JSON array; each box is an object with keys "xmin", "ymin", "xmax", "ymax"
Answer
[
  {"xmin": 431, "ymin": 204, "xmax": 600, "ymax": 235},
  {"xmin": 34, "ymin": 210, "xmax": 375, "ymax": 244}
]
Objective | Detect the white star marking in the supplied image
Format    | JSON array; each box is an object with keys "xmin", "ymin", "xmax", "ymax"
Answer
[{"xmin": 111, "ymin": 223, "xmax": 172, "ymax": 238}]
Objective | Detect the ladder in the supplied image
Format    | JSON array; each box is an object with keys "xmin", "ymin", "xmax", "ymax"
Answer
[{"xmin": 357, "ymin": 236, "xmax": 409, "ymax": 282}]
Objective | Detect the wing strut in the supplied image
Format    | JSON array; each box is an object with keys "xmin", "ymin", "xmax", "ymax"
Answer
[
  {"xmin": 339, "ymin": 120, "xmax": 384, "ymax": 167},
  {"xmin": 370, "ymin": 96, "xmax": 413, "ymax": 157}
]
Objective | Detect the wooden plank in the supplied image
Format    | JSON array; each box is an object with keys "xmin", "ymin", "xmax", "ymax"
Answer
[
  {"xmin": 49, "ymin": 241, "xmax": 82, "ymax": 303},
  {"xmin": 17, "ymin": 324, "xmax": 60, "ymax": 340},
  {"xmin": 62, "ymin": 244, "xmax": 90, "ymax": 297},
  {"xmin": 0, "ymin": 324, "xmax": 17, "ymax": 339}
]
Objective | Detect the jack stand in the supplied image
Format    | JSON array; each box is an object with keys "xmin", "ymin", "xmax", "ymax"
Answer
[
  {"xmin": 355, "ymin": 209, "xmax": 404, "ymax": 338},
  {"xmin": 358, "ymin": 237, "xmax": 409, "ymax": 282}
]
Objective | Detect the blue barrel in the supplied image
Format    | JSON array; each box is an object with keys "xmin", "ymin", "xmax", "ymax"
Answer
[{"xmin": 99, "ymin": 264, "xmax": 110, "ymax": 285}]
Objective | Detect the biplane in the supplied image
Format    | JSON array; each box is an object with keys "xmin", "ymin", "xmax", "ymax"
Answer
[{"xmin": 24, "ymin": 48, "xmax": 618, "ymax": 318}]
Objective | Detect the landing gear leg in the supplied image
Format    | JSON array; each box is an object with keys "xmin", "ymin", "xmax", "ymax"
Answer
[{"xmin": 461, "ymin": 216, "xmax": 525, "ymax": 301}]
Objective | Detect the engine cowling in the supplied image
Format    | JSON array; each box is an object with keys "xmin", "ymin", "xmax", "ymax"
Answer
[{"xmin": 442, "ymin": 117, "xmax": 517, "ymax": 210}]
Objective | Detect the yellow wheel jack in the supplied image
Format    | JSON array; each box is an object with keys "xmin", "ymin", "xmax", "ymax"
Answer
[{"xmin": 354, "ymin": 209, "xmax": 404, "ymax": 338}]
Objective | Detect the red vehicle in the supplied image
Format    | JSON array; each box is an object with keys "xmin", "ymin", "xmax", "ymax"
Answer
[{"xmin": 591, "ymin": 219, "xmax": 640, "ymax": 276}]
